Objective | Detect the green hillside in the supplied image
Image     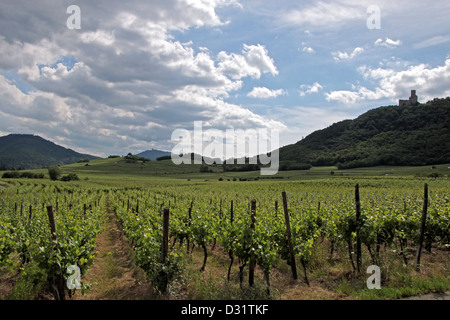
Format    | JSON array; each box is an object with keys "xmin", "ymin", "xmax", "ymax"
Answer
[
  {"xmin": 32, "ymin": 156, "xmax": 450, "ymax": 184},
  {"xmin": 0, "ymin": 134, "xmax": 97, "ymax": 170},
  {"xmin": 279, "ymin": 97, "xmax": 450, "ymax": 169}
]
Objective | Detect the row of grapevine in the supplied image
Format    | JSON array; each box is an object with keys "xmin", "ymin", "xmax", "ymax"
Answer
[
  {"xmin": 2, "ymin": 178, "xmax": 448, "ymax": 298},
  {"xmin": 106, "ymin": 180, "xmax": 449, "ymax": 295},
  {"xmin": 0, "ymin": 183, "xmax": 104, "ymax": 299}
]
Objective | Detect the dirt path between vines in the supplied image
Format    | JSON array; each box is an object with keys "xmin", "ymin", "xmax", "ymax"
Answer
[
  {"xmin": 70, "ymin": 202, "xmax": 449, "ymax": 301},
  {"xmin": 72, "ymin": 208, "xmax": 157, "ymax": 300}
]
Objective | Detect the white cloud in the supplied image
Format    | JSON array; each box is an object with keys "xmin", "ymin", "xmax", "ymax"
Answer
[
  {"xmin": 414, "ymin": 35, "xmax": 450, "ymax": 49},
  {"xmin": 299, "ymin": 82, "xmax": 323, "ymax": 96},
  {"xmin": 80, "ymin": 30, "xmax": 116, "ymax": 46},
  {"xmin": 298, "ymin": 41, "xmax": 316, "ymax": 54},
  {"xmin": 277, "ymin": 1, "xmax": 367, "ymax": 29},
  {"xmin": 0, "ymin": 36, "xmax": 66, "ymax": 72},
  {"xmin": 217, "ymin": 44, "xmax": 278, "ymax": 80},
  {"xmin": 325, "ymin": 86, "xmax": 388, "ymax": 104},
  {"xmin": 0, "ymin": 0, "xmax": 288, "ymax": 155},
  {"xmin": 326, "ymin": 58, "xmax": 450, "ymax": 104},
  {"xmin": 247, "ymin": 87, "xmax": 287, "ymax": 99},
  {"xmin": 271, "ymin": 0, "xmax": 449, "ymax": 32},
  {"xmin": 332, "ymin": 47, "xmax": 364, "ymax": 61},
  {"xmin": 375, "ymin": 38, "xmax": 402, "ymax": 48},
  {"xmin": 302, "ymin": 46, "xmax": 315, "ymax": 54}
]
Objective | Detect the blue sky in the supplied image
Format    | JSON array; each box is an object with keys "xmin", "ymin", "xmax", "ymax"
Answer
[{"xmin": 0, "ymin": 0, "xmax": 449, "ymax": 157}]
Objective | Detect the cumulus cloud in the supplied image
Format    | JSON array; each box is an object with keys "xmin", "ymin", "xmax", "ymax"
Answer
[
  {"xmin": 302, "ymin": 46, "xmax": 315, "ymax": 54},
  {"xmin": 326, "ymin": 58, "xmax": 450, "ymax": 104},
  {"xmin": 0, "ymin": 0, "xmax": 287, "ymax": 155},
  {"xmin": 332, "ymin": 47, "xmax": 364, "ymax": 61},
  {"xmin": 375, "ymin": 38, "xmax": 402, "ymax": 48},
  {"xmin": 217, "ymin": 44, "xmax": 278, "ymax": 80},
  {"xmin": 247, "ymin": 87, "xmax": 287, "ymax": 99},
  {"xmin": 325, "ymin": 86, "xmax": 388, "ymax": 104},
  {"xmin": 299, "ymin": 82, "xmax": 323, "ymax": 96}
]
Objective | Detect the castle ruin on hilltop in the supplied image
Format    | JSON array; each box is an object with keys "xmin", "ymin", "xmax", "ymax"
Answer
[{"xmin": 399, "ymin": 90, "xmax": 419, "ymax": 107}]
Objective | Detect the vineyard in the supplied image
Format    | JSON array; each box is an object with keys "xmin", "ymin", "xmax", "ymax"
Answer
[{"xmin": 0, "ymin": 177, "xmax": 449, "ymax": 300}]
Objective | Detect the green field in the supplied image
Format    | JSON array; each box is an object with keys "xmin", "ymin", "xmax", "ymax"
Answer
[
  {"xmin": 5, "ymin": 156, "xmax": 447, "ymax": 184},
  {"xmin": 0, "ymin": 159, "xmax": 449, "ymax": 300}
]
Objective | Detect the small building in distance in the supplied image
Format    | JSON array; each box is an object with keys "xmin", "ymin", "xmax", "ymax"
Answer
[{"xmin": 399, "ymin": 90, "xmax": 419, "ymax": 107}]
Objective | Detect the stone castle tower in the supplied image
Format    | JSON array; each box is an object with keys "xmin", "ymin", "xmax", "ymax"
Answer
[{"xmin": 399, "ymin": 90, "xmax": 418, "ymax": 107}]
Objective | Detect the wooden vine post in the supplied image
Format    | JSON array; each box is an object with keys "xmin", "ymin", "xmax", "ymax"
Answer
[
  {"xmin": 46, "ymin": 205, "xmax": 66, "ymax": 300},
  {"xmin": 186, "ymin": 200, "xmax": 193, "ymax": 254},
  {"xmin": 282, "ymin": 191, "xmax": 298, "ymax": 281},
  {"xmin": 248, "ymin": 199, "xmax": 257, "ymax": 287},
  {"xmin": 227, "ymin": 200, "xmax": 234, "ymax": 282},
  {"xmin": 415, "ymin": 183, "xmax": 428, "ymax": 271},
  {"xmin": 162, "ymin": 207, "xmax": 170, "ymax": 263},
  {"xmin": 355, "ymin": 184, "xmax": 362, "ymax": 275},
  {"xmin": 160, "ymin": 207, "xmax": 170, "ymax": 293}
]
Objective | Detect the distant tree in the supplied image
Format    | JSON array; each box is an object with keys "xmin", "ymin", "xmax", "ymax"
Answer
[
  {"xmin": 199, "ymin": 164, "xmax": 211, "ymax": 173},
  {"xmin": 2, "ymin": 171, "xmax": 44, "ymax": 179},
  {"xmin": 48, "ymin": 167, "xmax": 61, "ymax": 181},
  {"xmin": 2, "ymin": 171, "xmax": 19, "ymax": 178},
  {"xmin": 125, "ymin": 153, "xmax": 150, "ymax": 163},
  {"xmin": 156, "ymin": 155, "xmax": 172, "ymax": 161},
  {"xmin": 19, "ymin": 172, "xmax": 34, "ymax": 178},
  {"xmin": 60, "ymin": 173, "xmax": 80, "ymax": 181}
]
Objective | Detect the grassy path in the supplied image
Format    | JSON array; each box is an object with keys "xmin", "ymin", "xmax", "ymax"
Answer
[{"xmin": 73, "ymin": 206, "xmax": 156, "ymax": 300}]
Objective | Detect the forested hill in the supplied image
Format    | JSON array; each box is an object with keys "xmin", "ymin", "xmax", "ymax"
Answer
[
  {"xmin": 279, "ymin": 97, "xmax": 450, "ymax": 169},
  {"xmin": 0, "ymin": 134, "xmax": 97, "ymax": 170},
  {"xmin": 137, "ymin": 149, "xmax": 171, "ymax": 161}
]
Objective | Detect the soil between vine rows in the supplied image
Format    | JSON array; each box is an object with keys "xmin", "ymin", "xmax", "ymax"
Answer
[
  {"xmin": 71, "ymin": 204, "xmax": 449, "ymax": 301},
  {"xmin": 72, "ymin": 209, "xmax": 156, "ymax": 300}
]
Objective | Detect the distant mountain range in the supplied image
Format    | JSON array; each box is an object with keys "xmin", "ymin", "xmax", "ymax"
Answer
[
  {"xmin": 0, "ymin": 134, "xmax": 97, "ymax": 170},
  {"xmin": 137, "ymin": 149, "xmax": 171, "ymax": 161}
]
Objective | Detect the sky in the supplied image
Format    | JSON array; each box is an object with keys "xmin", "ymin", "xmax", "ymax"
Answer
[{"xmin": 0, "ymin": 0, "xmax": 449, "ymax": 157}]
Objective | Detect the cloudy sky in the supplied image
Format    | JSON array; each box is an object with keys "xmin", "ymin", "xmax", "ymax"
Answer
[{"xmin": 1, "ymin": 0, "xmax": 449, "ymax": 157}]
